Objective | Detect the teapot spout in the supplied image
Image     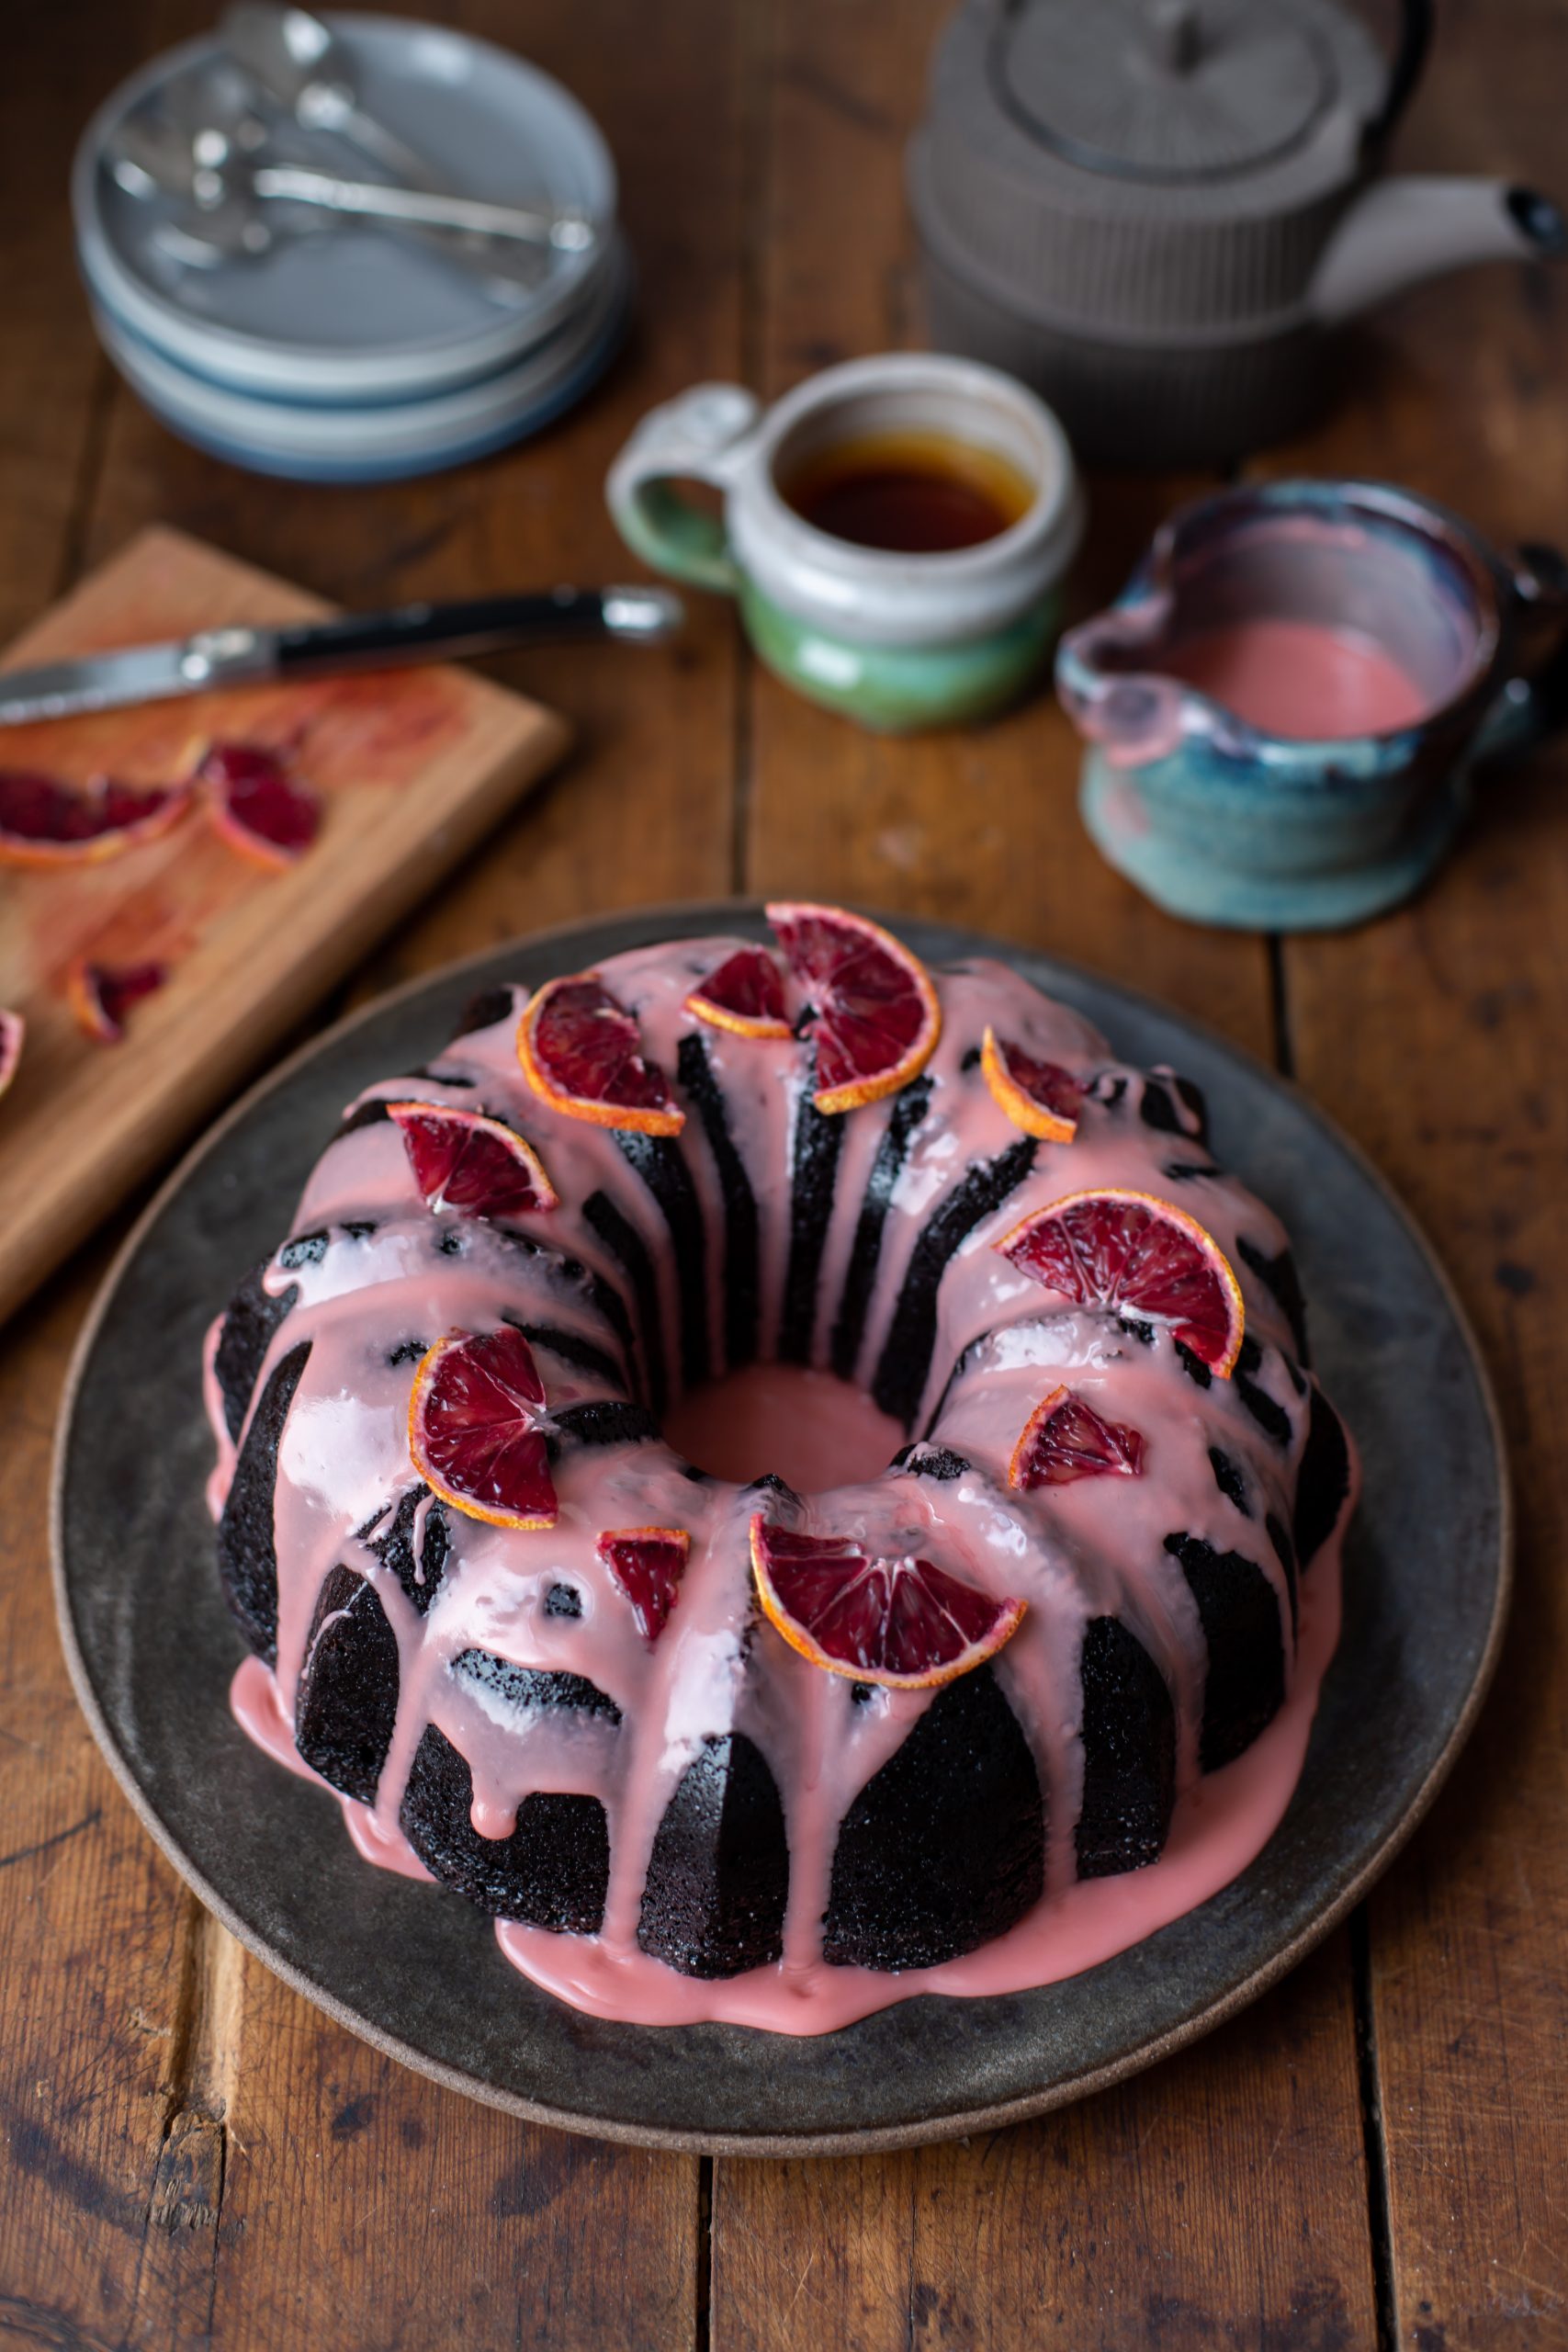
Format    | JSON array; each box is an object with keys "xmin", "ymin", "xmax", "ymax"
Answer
[{"xmin": 1311, "ymin": 176, "xmax": 1564, "ymax": 327}]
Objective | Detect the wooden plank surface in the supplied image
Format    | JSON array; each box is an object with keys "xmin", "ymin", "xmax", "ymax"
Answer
[
  {"xmin": 0, "ymin": 526, "xmax": 568, "ymax": 1328},
  {"xmin": 1257, "ymin": 6, "xmax": 1568, "ymax": 2342},
  {"xmin": 715, "ymin": 2, "xmax": 1380, "ymax": 2344},
  {"xmin": 0, "ymin": 0, "xmax": 746, "ymax": 2343},
  {"xmin": 3, "ymin": 0, "xmax": 1564, "ymax": 2345}
]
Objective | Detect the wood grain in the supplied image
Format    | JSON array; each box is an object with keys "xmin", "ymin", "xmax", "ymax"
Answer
[
  {"xmin": 714, "ymin": 1936, "xmax": 1373, "ymax": 2352},
  {"xmin": 3, "ymin": 0, "xmax": 749, "ymax": 2342},
  {"xmin": 715, "ymin": 2, "xmax": 1379, "ymax": 2345},
  {"xmin": 0, "ymin": 526, "xmax": 567, "ymax": 1328},
  {"xmin": 739, "ymin": 0, "xmax": 1270, "ymax": 1054},
  {"xmin": 6, "ymin": 0, "xmax": 1566, "ymax": 2342},
  {"xmin": 1256, "ymin": 4, "xmax": 1568, "ymax": 2340}
]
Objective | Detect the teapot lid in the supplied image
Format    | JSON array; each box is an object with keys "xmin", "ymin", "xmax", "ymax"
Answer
[{"xmin": 997, "ymin": 0, "xmax": 1339, "ymax": 182}]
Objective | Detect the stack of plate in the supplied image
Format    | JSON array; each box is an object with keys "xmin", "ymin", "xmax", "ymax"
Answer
[{"xmin": 73, "ymin": 16, "xmax": 630, "ymax": 482}]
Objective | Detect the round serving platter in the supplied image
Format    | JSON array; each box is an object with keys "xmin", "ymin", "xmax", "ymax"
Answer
[{"xmin": 53, "ymin": 903, "xmax": 1509, "ymax": 2155}]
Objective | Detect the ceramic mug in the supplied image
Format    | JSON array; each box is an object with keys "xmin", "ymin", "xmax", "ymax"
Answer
[
  {"xmin": 1056, "ymin": 478, "xmax": 1568, "ymax": 931},
  {"xmin": 605, "ymin": 353, "xmax": 1082, "ymax": 731}
]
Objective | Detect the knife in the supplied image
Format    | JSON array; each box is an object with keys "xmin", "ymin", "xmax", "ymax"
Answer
[{"xmin": 0, "ymin": 585, "xmax": 685, "ymax": 727}]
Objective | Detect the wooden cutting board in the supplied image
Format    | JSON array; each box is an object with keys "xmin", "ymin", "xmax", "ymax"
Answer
[{"xmin": 0, "ymin": 525, "xmax": 570, "ymax": 1326}]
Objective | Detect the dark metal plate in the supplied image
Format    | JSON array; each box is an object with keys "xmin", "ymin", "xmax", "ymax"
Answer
[{"xmin": 52, "ymin": 904, "xmax": 1509, "ymax": 2154}]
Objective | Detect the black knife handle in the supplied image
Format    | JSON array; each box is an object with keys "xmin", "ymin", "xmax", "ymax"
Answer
[{"xmin": 268, "ymin": 587, "xmax": 680, "ymax": 676}]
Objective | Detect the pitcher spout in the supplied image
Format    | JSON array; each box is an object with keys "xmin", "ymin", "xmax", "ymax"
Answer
[
  {"xmin": 1310, "ymin": 175, "xmax": 1565, "ymax": 328},
  {"xmin": 1056, "ymin": 600, "xmax": 1193, "ymax": 771}
]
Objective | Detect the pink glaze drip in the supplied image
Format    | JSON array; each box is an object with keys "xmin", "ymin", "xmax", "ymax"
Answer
[
  {"xmin": 1166, "ymin": 618, "xmax": 1430, "ymax": 739},
  {"xmin": 208, "ymin": 937, "xmax": 1357, "ymax": 2037},
  {"xmin": 664, "ymin": 1363, "xmax": 904, "ymax": 1489}
]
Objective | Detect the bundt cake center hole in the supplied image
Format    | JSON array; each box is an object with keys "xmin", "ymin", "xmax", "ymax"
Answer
[{"xmin": 662, "ymin": 1363, "xmax": 905, "ymax": 1493}]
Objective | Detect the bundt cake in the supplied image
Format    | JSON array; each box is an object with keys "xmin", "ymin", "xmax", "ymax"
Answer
[{"xmin": 206, "ymin": 906, "xmax": 1356, "ymax": 2033}]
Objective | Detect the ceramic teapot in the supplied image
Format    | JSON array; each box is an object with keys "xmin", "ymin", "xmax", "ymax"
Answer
[{"xmin": 909, "ymin": 0, "xmax": 1564, "ymax": 467}]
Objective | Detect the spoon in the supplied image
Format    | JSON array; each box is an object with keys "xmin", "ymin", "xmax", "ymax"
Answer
[
  {"xmin": 111, "ymin": 116, "xmax": 595, "ymax": 259},
  {"xmin": 219, "ymin": 4, "xmax": 594, "ymax": 254},
  {"xmin": 220, "ymin": 2, "xmax": 447, "ymax": 192}
]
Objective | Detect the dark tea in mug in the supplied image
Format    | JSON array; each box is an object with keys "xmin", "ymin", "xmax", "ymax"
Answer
[{"xmin": 780, "ymin": 430, "xmax": 1033, "ymax": 554}]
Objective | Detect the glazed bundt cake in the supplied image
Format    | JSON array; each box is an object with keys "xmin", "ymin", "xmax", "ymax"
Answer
[{"xmin": 206, "ymin": 907, "xmax": 1355, "ymax": 2032}]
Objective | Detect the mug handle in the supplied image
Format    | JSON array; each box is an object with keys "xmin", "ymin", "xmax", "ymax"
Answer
[
  {"xmin": 1473, "ymin": 542, "xmax": 1568, "ymax": 763},
  {"xmin": 605, "ymin": 383, "xmax": 764, "ymax": 594}
]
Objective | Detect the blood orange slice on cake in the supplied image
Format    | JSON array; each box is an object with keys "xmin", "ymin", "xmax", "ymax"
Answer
[
  {"xmin": 519, "ymin": 974, "xmax": 684, "ymax": 1136},
  {"xmin": 998, "ymin": 1188, "xmax": 1244, "ymax": 1375},
  {"xmin": 66, "ymin": 959, "xmax": 167, "ymax": 1044},
  {"xmin": 389, "ymin": 1102, "xmax": 558, "ymax": 1218},
  {"xmin": 0, "ymin": 1009, "xmax": 22, "ymax": 1100},
  {"xmin": 981, "ymin": 1025, "xmax": 1085, "ymax": 1143},
  {"xmin": 765, "ymin": 901, "xmax": 940, "ymax": 1114},
  {"xmin": 197, "ymin": 742, "xmax": 321, "ymax": 869},
  {"xmin": 408, "ymin": 1326, "xmax": 558, "ymax": 1530},
  {"xmin": 685, "ymin": 945, "xmax": 791, "ymax": 1038},
  {"xmin": 1010, "ymin": 1386, "xmax": 1145, "ymax": 1488},
  {"xmin": 0, "ymin": 771, "xmax": 190, "ymax": 866},
  {"xmin": 599, "ymin": 1526, "xmax": 692, "ymax": 1643},
  {"xmin": 750, "ymin": 1517, "xmax": 1023, "ymax": 1690}
]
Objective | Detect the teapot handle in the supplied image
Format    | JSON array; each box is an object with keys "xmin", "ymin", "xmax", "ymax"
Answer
[
  {"xmin": 1371, "ymin": 0, "xmax": 1433, "ymax": 141},
  {"xmin": 1472, "ymin": 543, "xmax": 1568, "ymax": 765}
]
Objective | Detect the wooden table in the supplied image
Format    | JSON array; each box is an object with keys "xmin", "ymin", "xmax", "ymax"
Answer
[{"xmin": 4, "ymin": 5, "xmax": 1563, "ymax": 2346}]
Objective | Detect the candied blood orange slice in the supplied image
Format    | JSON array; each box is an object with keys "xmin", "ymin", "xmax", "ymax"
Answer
[
  {"xmin": 0, "ymin": 770, "xmax": 190, "ymax": 866},
  {"xmin": 518, "ymin": 973, "xmax": 684, "ymax": 1136},
  {"xmin": 0, "ymin": 1008, "xmax": 22, "ymax": 1100},
  {"xmin": 750, "ymin": 1517, "xmax": 1024, "ymax": 1690},
  {"xmin": 599, "ymin": 1526, "xmax": 692, "ymax": 1643},
  {"xmin": 1010, "ymin": 1385, "xmax": 1145, "ymax": 1489},
  {"xmin": 408, "ymin": 1327, "xmax": 558, "ymax": 1530},
  {"xmin": 66, "ymin": 958, "xmax": 167, "ymax": 1045},
  {"xmin": 981, "ymin": 1025, "xmax": 1084, "ymax": 1143},
  {"xmin": 765, "ymin": 901, "xmax": 940, "ymax": 1114},
  {"xmin": 388, "ymin": 1102, "xmax": 558, "ymax": 1219},
  {"xmin": 998, "ymin": 1187, "xmax": 1244, "ymax": 1375},
  {"xmin": 685, "ymin": 945, "xmax": 791, "ymax": 1038},
  {"xmin": 198, "ymin": 741, "xmax": 321, "ymax": 869}
]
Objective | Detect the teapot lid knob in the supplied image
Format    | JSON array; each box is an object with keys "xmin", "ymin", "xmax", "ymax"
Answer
[{"xmin": 1143, "ymin": 0, "xmax": 1201, "ymax": 75}]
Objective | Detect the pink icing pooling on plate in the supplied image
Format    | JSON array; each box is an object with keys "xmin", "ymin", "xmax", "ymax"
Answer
[{"xmin": 206, "ymin": 939, "xmax": 1356, "ymax": 2035}]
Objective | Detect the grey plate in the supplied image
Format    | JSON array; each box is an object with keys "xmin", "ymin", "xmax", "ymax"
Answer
[
  {"xmin": 74, "ymin": 16, "xmax": 616, "ymax": 401},
  {"xmin": 53, "ymin": 904, "xmax": 1510, "ymax": 2155}
]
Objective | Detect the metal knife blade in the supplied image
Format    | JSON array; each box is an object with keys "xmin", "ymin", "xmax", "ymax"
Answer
[
  {"xmin": 0, "ymin": 639, "xmax": 261, "ymax": 727},
  {"xmin": 0, "ymin": 588, "xmax": 683, "ymax": 728}
]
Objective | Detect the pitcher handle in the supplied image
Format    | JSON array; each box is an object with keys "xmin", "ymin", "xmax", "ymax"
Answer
[{"xmin": 605, "ymin": 384, "xmax": 763, "ymax": 594}]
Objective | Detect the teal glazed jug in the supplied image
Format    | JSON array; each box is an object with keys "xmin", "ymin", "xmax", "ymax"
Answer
[{"xmin": 1055, "ymin": 480, "xmax": 1568, "ymax": 931}]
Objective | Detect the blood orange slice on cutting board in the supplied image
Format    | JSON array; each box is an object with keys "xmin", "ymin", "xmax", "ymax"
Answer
[
  {"xmin": 66, "ymin": 959, "xmax": 167, "ymax": 1045},
  {"xmin": 998, "ymin": 1188, "xmax": 1244, "ymax": 1374},
  {"xmin": 408, "ymin": 1326, "xmax": 558, "ymax": 1530},
  {"xmin": 519, "ymin": 974, "xmax": 684, "ymax": 1136},
  {"xmin": 389, "ymin": 1102, "xmax": 558, "ymax": 1219},
  {"xmin": 766, "ymin": 901, "xmax": 941, "ymax": 1114},
  {"xmin": 0, "ymin": 770, "xmax": 190, "ymax": 866},
  {"xmin": 197, "ymin": 742, "xmax": 321, "ymax": 869},
  {"xmin": 1010, "ymin": 1386, "xmax": 1145, "ymax": 1488},
  {"xmin": 0, "ymin": 1009, "xmax": 23, "ymax": 1100},
  {"xmin": 750, "ymin": 1517, "xmax": 1023, "ymax": 1690}
]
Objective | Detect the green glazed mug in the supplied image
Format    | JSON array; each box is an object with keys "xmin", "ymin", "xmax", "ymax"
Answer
[{"xmin": 605, "ymin": 353, "xmax": 1083, "ymax": 731}]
